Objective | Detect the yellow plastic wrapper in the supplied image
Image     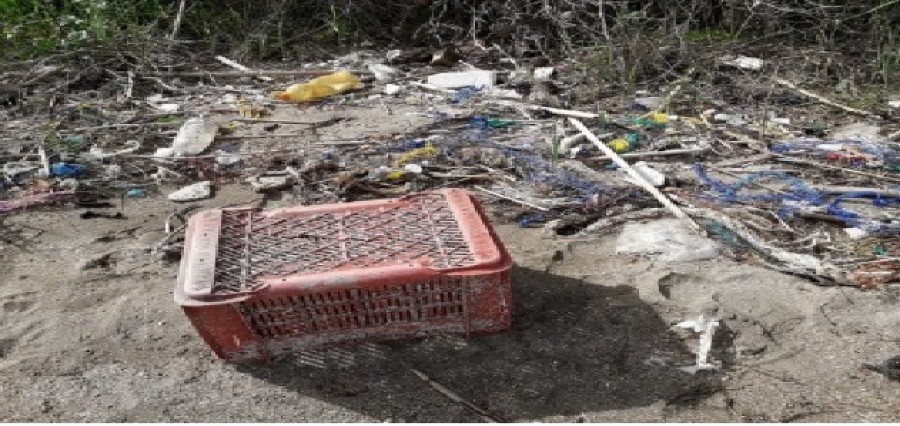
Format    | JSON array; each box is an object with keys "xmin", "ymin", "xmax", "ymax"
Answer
[
  {"xmin": 384, "ymin": 170, "xmax": 407, "ymax": 181},
  {"xmin": 607, "ymin": 138, "xmax": 630, "ymax": 153},
  {"xmin": 394, "ymin": 143, "xmax": 439, "ymax": 166},
  {"xmin": 649, "ymin": 112, "xmax": 669, "ymax": 125},
  {"xmin": 274, "ymin": 70, "xmax": 364, "ymax": 103}
]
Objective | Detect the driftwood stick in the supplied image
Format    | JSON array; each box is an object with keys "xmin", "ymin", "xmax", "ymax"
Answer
[
  {"xmin": 409, "ymin": 368, "xmax": 498, "ymax": 423},
  {"xmin": 474, "ymin": 185, "xmax": 551, "ymax": 211},
  {"xmin": 685, "ymin": 207, "xmax": 850, "ymax": 285},
  {"xmin": 653, "ymin": 67, "xmax": 694, "ymax": 113},
  {"xmin": 72, "ymin": 122, "xmax": 183, "ymax": 132},
  {"xmin": 772, "ymin": 78, "xmax": 875, "ymax": 116},
  {"xmin": 170, "ymin": 0, "xmax": 187, "ymax": 40},
  {"xmin": 813, "ymin": 185, "xmax": 900, "ymax": 198},
  {"xmin": 0, "ymin": 191, "xmax": 76, "ymax": 215},
  {"xmin": 578, "ymin": 208, "xmax": 669, "ymax": 236},
  {"xmin": 585, "ymin": 146, "xmax": 709, "ymax": 162},
  {"xmin": 143, "ymin": 69, "xmax": 370, "ymax": 78},
  {"xmin": 215, "ymin": 56, "xmax": 273, "ymax": 82},
  {"xmin": 570, "ymin": 118, "xmax": 700, "ymax": 230},
  {"xmin": 232, "ymin": 118, "xmax": 335, "ymax": 126},
  {"xmin": 775, "ymin": 156, "xmax": 900, "ymax": 184}
]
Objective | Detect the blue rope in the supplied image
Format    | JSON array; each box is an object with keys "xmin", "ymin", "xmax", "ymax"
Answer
[
  {"xmin": 694, "ymin": 165, "xmax": 900, "ymax": 234},
  {"xmin": 693, "ymin": 165, "xmax": 825, "ymax": 206}
]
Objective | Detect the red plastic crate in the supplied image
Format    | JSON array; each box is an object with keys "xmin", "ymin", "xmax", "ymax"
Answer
[{"xmin": 175, "ymin": 189, "xmax": 512, "ymax": 362}]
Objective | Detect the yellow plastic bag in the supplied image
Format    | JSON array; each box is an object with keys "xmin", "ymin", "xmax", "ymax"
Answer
[{"xmin": 274, "ymin": 70, "xmax": 364, "ymax": 103}]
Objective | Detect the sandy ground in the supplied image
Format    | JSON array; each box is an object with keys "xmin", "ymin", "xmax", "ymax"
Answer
[
  {"xmin": 1, "ymin": 185, "xmax": 899, "ymax": 422},
  {"xmin": 1, "ymin": 104, "xmax": 899, "ymax": 422}
]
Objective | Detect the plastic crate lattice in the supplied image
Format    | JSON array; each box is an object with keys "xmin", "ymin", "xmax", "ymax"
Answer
[
  {"xmin": 213, "ymin": 193, "xmax": 476, "ymax": 294},
  {"xmin": 175, "ymin": 189, "xmax": 511, "ymax": 362}
]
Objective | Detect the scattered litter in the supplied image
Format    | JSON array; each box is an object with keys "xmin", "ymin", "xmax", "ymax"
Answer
[
  {"xmin": 719, "ymin": 55, "xmax": 764, "ymax": 71},
  {"xmin": 616, "ymin": 219, "xmax": 720, "ymax": 262},
  {"xmin": 2, "ymin": 41, "xmax": 895, "ymax": 302},
  {"xmin": 427, "ymin": 70, "xmax": 497, "ymax": 90},
  {"xmin": 167, "ymin": 181, "xmax": 212, "ymax": 202},
  {"xmin": 367, "ymin": 63, "xmax": 398, "ymax": 82}
]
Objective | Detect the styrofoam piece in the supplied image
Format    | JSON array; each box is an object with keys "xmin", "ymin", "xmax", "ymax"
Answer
[
  {"xmin": 168, "ymin": 181, "xmax": 212, "ymax": 202},
  {"xmin": 627, "ymin": 161, "xmax": 666, "ymax": 187},
  {"xmin": 844, "ymin": 227, "xmax": 868, "ymax": 240},
  {"xmin": 533, "ymin": 67, "xmax": 555, "ymax": 81},
  {"xmin": 426, "ymin": 70, "xmax": 497, "ymax": 90},
  {"xmin": 368, "ymin": 63, "xmax": 398, "ymax": 82},
  {"xmin": 403, "ymin": 163, "xmax": 423, "ymax": 174},
  {"xmin": 721, "ymin": 55, "xmax": 764, "ymax": 70}
]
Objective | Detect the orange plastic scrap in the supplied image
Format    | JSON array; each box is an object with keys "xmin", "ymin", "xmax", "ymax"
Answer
[{"xmin": 273, "ymin": 70, "xmax": 364, "ymax": 103}]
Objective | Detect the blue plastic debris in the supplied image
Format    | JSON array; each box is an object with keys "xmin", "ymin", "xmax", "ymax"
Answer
[
  {"xmin": 450, "ymin": 86, "xmax": 482, "ymax": 104},
  {"xmin": 517, "ymin": 213, "xmax": 546, "ymax": 228},
  {"xmin": 694, "ymin": 165, "xmax": 900, "ymax": 235},
  {"xmin": 126, "ymin": 188, "xmax": 148, "ymax": 198},
  {"xmin": 51, "ymin": 163, "xmax": 86, "ymax": 178}
]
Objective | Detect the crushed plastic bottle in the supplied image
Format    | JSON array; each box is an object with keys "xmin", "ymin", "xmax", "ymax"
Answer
[{"xmin": 274, "ymin": 70, "xmax": 364, "ymax": 103}]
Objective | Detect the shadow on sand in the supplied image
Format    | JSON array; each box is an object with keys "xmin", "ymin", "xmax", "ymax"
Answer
[{"xmin": 238, "ymin": 266, "xmax": 724, "ymax": 422}]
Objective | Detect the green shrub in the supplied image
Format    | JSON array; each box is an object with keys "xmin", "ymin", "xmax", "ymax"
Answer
[{"xmin": 1, "ymin": 0, "xmax": 167, "ymax": 59}]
